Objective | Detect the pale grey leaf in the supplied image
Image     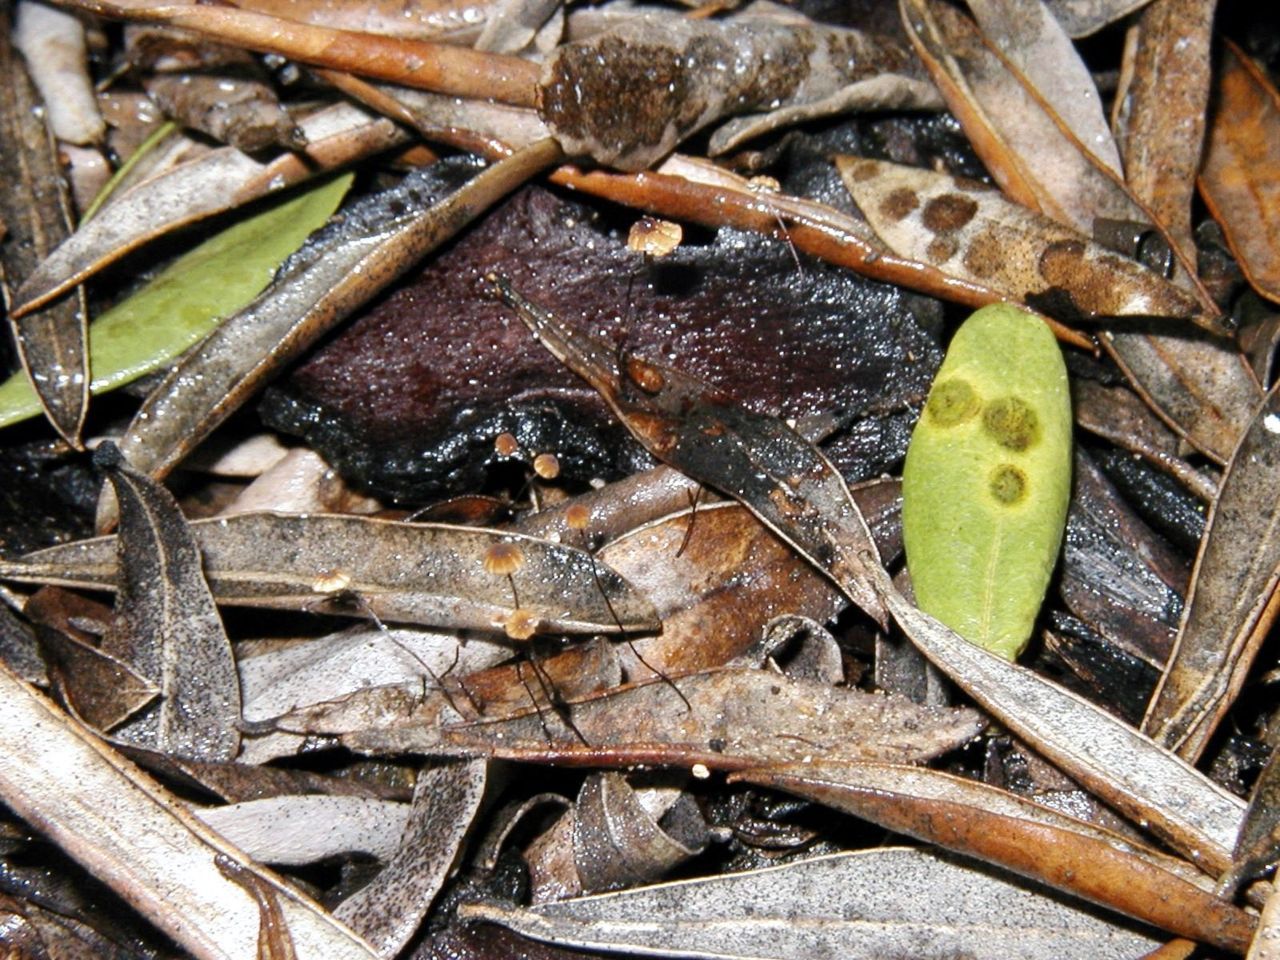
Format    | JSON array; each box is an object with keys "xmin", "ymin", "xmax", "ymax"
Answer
[{"xmin": 195, "ymin": 796, "xmax": 410, "ymax": 866}]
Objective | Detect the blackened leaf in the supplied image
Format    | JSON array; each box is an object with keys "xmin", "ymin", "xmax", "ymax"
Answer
[
  {"xmin": 335, "ymin": 759, "xmax": 486, "ymax": 958},
  {"xmin": 96, "ymin": 442, "xmax": 240, "ymax": 762},
  {"xmin": 1221, "ymin": 744, "xmax": 1280, "ymax": 894},
  {"xmin": 1, "ymin": 512, "xmax": 659, "ymax": 636},
  {"xmin": 460, "ymin": 848, "xmax": 1163, "ymax": 959},
  {"xmin": 99, "ymin": 139, "xmax": 563, "ymax": 532},
  {"xmin": 489, "ymin": 276, "xmax": 888, "ymax": 626},
  {"xmin": 1142, "ymin": 378, "xmax": 1280, "ymax": 761},
  {"xmin": 734, "ymin": 762, "xmax": 1253, "ymax": 952}
]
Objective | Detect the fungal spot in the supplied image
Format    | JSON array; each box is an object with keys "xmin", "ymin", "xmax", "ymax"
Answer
[
  {"xmin": 503, "ymin": 609, "xmax": 539, "ymax": 640},
  {"xmin": 962, "ymin": 227, "xmax": 1004, "ymax": 279},
  {"xmin": 922, "ymin": 193, "xmax": 978, "ymax": 233},
  {"xmin": 847, "ymin": 159, "xmax": 879, "ymax": 182},
  {"xmin": 927, "ymin": 235, "xmax": 959, "ymax": 263},
  {"xmin": 483, "ymin": 541, "xmax": 525, "ymax": 576},
  {"xmin": 989, "ymin": 464, "xmax": 1027, "ymax": 504},
  {"xmin": 1037, "ymin": 239, "xmax": 1087, "ymax": 283},
  {"xmin": 565, "ymin": 503, "xmax": 591, "ymax": 530},
  {"xmin": 494, "ymin": 432, "xmax": 520, "ymax": 457},
  {"xmin": 312, "ymin": 569, "xmax": 352, "ymax": 593},
  {"xmin": 926, "ymin": 378, "xmax": 981, "ymax": 427},
  {"xmin": 625, "ymin": 356, "xmax": 666, "ymax": 394},
  {"xmin": 628, "ymin": 216, "xmax": 682, "ymax": 257},
  {"xmin": 879, "ymin": 187, "xmax": 919, "ymax": 222},
  {"xmin": 982, "ymin": 396, "xmax": 1041, "ymax": 451}
]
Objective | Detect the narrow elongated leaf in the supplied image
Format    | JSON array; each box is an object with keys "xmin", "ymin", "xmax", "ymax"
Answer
[
  {"xmin": 461, "ymin": 848, "xmax": 1163, "ymax": 959},
  {"xmin": 0, "ymin": 13, "xmax": 89, "ymax": 445},
  {"xmin": 836, "ymin": 157, "xmax": 1210, "ymax": 327},
  {"xmin": 882, "ymin": 587, "xmax": 1245, "ymax": 872},
  {"xmin": 734, "ymin": 762, "xmax": 1254, "ymax": 952},
  {"xmin": 1142, "ymin": 378, "xmax": 1280, "ymax": 760},
  {"xmin": 335, "ymin": 759, "xmax": 486, "ymax": 957},
  {"xmin": 1200, "ymin": 40, "xmax": 1280, "ymax": 305},
  {"xmin": 902, "ymin": 303, "xmax": 1072, "ymax": 659},
  {"xmin": 12, "ymin": 102, "xmax": 401, "ymax": 315},
  {"xmin": 1222, "ymin": 744, "xmax": 1280, "ymax": 894},
  {"xmin": 0, "ymin": 659, "xmax": 378, "ymax": 960},
  {"xmin": 489, "ymin": 275, "xmax": 888, "ymax": 625},
  {"xmin": 0, "ymin": 173, "xmax": 353, "ymax": 430},
  {"xmin": 101, "ymin": 139, "xmax": 563, "ymax": 532},
  {"xmin": 0, "ymin": 513, "xmax": 658, "ymax": 636},
  {"xmin": 96, "ymin": 444, "xmax": 240, "ymax": 762}
]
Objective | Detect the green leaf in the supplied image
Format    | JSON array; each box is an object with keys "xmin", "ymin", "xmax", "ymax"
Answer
[
  {"xmin": 902, "ymin": 303, "xmax": 1072, "ymax": 660},
  {"xmin": 0, "ymin": 173, "xmax": 353, "ymax": 430}
]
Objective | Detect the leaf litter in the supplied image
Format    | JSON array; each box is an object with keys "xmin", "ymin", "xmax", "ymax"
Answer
[{"xmin": 1, "ymin": 1, "xmax": 1280, "ymax": 957}]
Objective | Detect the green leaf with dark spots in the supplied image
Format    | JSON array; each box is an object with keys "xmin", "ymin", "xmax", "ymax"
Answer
[{"xmin": 902, "ymin": 303, "xmax": 1072, "ymax": 660}]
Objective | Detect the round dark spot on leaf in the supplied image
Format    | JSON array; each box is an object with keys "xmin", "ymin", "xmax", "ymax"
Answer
[
  {"xmin": 879, "ymin": 187, "xmax": 919, "ymax": 222},
  {"xmin": 922, "ymin": 194, "xmax": 978, "ymax": 233},
  {"xmin": 982, "ymin": 396, "xmax": 1040, "ymax": 450},
  {"xmin": 962, "ymin": 228, "xmax": 1004, "ymax": 278},
  {"xmin": 927, "ymin": 235, "xmax": 959, "ymax": 263},
  {"xmin": 926, "ymin": 378, "xmax": 981, "ymax": 427},
  {"xmin": 846, "ymin": 159, "xmax": 879, "ymax": 182},
  {"xmin": 989, "ymin": 463, "xmax": 1027, "ymax": 504}
]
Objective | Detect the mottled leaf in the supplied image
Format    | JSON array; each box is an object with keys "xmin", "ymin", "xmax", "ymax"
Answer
[
  {"xmin": 0, "ymin": 512, "xmax": 659, "ymax": 637},
  {"xmin": 836, "ymin": 156, "xmax": 1210, "ymax": 326},
  {"xmin": 1200, "ymin": 40, "xmax": 1280, "ymax": 305},
  {"xmin": 461, "ymin": 848, "xmax": 1163, "ymax": 959},
  {"xmin": 734, "ymin": 761, "xmax": 1253, "ymax": 952},
  {"xmin": 335, "ymin": 759, "xmax": 486, "ymax": 957},
  {"xmin": 902, "ymin": 303, "xmax": 1072, "ymax": 659},
  {"xmin": 0, "ymin": 173, "xmax": 353, "ymax": 431},
  {"xmin": 1142, "ymin": 378, "xmax": 1280, "ymax": 761},
  {"xmin": 96, "ymin": 443, "xmax": 240, "ymax": 763}
]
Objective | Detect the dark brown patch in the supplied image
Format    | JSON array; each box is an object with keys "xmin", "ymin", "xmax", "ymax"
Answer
[
  {"xmin": 962, "ymin": 228, "xmax": 1004, "ymax": 279},
  {"xmin": 1038, "ymin": 239, "xmax": 1107, "ymax": 311},
  {"xmin": 846, "ymin": 159, "xmax": 879, "ymax": 183},
  {"xmin": 922, "ymin": 194, "xmax": 978, "ymax": 233},
  {"xmin": 1038, "ymin": 239, "xmax": 1087, "ymax": 281},
  {"xmin": 982, "ymin": 397, "xmax": 1041, "ymax": 451},
  {"xmin": 926, "ymin": 236, "xmax": 959, "ymax": 263},
  {"xmin": 625, "ymin": 356, "xmax": 666, "ymax": 394},
  {"xmin": 879, "ymin": 187, "xmax": 919, "ymax": 223},
  {"xmin": 989, "ymin": 464, "xmax": 1027, "ymax": 504}
]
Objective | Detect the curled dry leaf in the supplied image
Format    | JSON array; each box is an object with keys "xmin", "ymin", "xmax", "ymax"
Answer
[
  {"xmin": 1200, "ymin": 40, "xmax": 1280, "ymax": 306},
  {"xmin": 540, "ymin": 11, "xmax": 927, "ymax": 170},
  {"xmin": 836, "ymin": 157, "xmax": 1211, "ymax": 327},
  {"xmin": 0, "ymin": 12, "xmax": 89, "ymax": 447},
  {"xmin": 490, "ymin": 276, "xmax": 888, "ymax": 626},
  {"xmin": 12, "ymin": 102, "xmax": 403, "ymax": 316},
  {"xmin": 1142, "ymin": 379, "xmax": 1280, "ymax": 762},
  {"xmin": 143, "ymin": 72, "xmax": 305, "ymax": 154},
  {"xmin": 97, "ymin": 444, "xmax": 240, "ymax": 763},
  {"xmin": 733, "ymin": 761, "xmax": 1254, "ymax": 952},
  {"xmin": 335, "ymin": 759, "xmax": 486, "ymax": 958},
  {"xmin": 461, "ymin": 848, "xmax": 1164, "ymax": 959},
  {"xmin": 0, "ymin": 511, "xmax": 658, "ymax": 636},
  {"xmin": 13, "ymin": 0, "xmax": 104, "ymax": 145}
]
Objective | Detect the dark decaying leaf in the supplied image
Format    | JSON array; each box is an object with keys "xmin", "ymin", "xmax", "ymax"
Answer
[
  {"xmin": 490, "ymin": 275, "xmax": 888, "ymax": 626},
  {"xmin": 1221, "ymin": 743, "xmax": 1280, "ymax": 895},
  {"xmin": 733, "ymin": 761, "xmax": 1254, "ymax": 952},
  {"xmin": 1111, "ymin": 0, "xmax": 1215, "ymax": 276},
  {"xmin": 334, "ymin": 760, "xmax": 486, "ymax": 958},
  {"xmin": 24, "ymin": 586, "xmax": 158, "ymax": 732},
  {"xmin": 460, "ymin": 848, "xmax": 1163, "ymax": 959},
  {"xmin": 540, "ymin": 9, "xmax": 934, "ymax": 168},
  {"xmin": 836, "ymin": 156, "xmax": 1210, "ymax": 326},
  {"xmin": 0, "ymin": 10, "xmax": 89, "ymax": 447},
  {"xmin": 882, "ymin": 588, "xmax": 1245, "ymax": 873},
  {"xmin": 1200, "ymin": 40, "xmax": 1280, "ymax": 306},
  {"xmin": 13, "ymin": 102, "xmax": 405, "ymax": 315},
  {"xmin": 0, "ymin": 512, "xmax": 658, "ymax": 636},
  {"xmin": 214, "ymin": 854, "xmax": 299, "ymax": 960},
  {"xmin": 1142, "ymin": 378, "xmax": 1280, "ymax": 762},
  {"xmin": 96, "ymin": 443, "xmax": 240, "ymax": 763},
  {"xmin": 100, "ymin": 139, "xmax": 563, "ymax": 531},
  {"xmin": 428, "ymin": 667, "xmax": 984, "ymax": 770},
  {"xmin": 260, "ymin": 183, "xmax": 941, "ymax": 504}
]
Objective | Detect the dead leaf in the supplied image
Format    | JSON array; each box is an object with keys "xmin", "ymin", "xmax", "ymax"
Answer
[{"xmin": 1142, "ymin": 377, "xmax": 1280, "ymax": 761}]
